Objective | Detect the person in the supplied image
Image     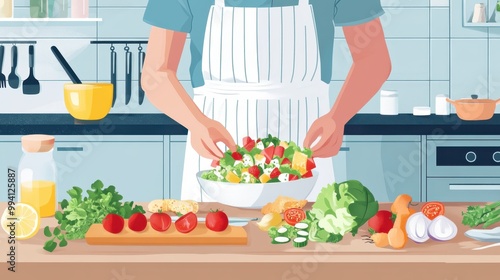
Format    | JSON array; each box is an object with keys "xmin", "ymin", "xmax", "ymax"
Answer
[{"xmin": 142, "ymin": 0, "xmax": 391, "ymax": 202}]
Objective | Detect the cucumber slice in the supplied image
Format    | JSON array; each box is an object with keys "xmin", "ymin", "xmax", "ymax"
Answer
[
  {"xmin": 297, "ymin": 230, "xmax": 309, "ymax": 237},
  {"xmin": 277, "ymin": 227, "xmax": 288, "ymax": 234},
  {"xmin": 293, "ymin": 237, "xmax": 308, "ymax": 248},
  {"xmin": 295, "ymin": 222, "xmax": 309, "ymax": 230},
  {"xmin": 273, "ymin": 236, "xmax": 290, "ymax": 244}
]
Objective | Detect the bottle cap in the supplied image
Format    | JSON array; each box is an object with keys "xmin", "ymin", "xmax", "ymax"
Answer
[{"xmin": 21, "ymin": 134, "xmax": 55, "ymax": 153}]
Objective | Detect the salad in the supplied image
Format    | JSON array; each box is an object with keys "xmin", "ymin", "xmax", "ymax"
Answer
[{"xmin": 201, "ymin": 135, "xmax": 316, "ymax": 183}]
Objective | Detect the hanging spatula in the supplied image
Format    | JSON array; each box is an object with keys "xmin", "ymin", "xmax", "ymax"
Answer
[{"xmin": 22, "ymin": 45, "xmax": 40, "ymax": 94}]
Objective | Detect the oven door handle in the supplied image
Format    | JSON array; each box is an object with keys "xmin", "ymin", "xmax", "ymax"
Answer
[{"xmin": 449, "ymin": 184, "xmax": 500, "ymax": 191}]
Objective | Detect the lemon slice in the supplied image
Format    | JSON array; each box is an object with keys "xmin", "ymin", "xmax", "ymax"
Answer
[{"xmin": 1, "ymin": 203, "xmax": 40, "ymax": 240}]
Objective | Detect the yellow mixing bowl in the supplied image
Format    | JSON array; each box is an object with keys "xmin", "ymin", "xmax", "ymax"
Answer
[{"xmin": 63, "ymin": 83, "xmax": 113, "ymax": 120}]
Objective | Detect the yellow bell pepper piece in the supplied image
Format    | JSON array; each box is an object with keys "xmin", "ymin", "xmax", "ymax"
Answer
[
  {"xmin": 226, "ymin": 171, "xmax": 241, "ymax": 183},
  {"xmin": 259, "ymin": 174, "xmax": 271, "ymax": 183},
  {"xmin": 292, "ymin": 151, "xmax": 308, "ymax": 175},
  {"xmin": 279, "ymin": 141, "xmax": 289, "ymax": 148}
]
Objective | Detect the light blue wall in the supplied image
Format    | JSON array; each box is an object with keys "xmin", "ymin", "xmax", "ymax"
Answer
[{"xmin": 2, "ymin": 0, "xmax": 496, "ymax": 114}]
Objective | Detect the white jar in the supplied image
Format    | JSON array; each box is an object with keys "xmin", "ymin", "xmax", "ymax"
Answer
[
  {"xmin": 0, "ymin": 0, "xmax": 14, "ymax": 18},
  {"xmin": 435, "ymin": 94, "xmax": 450, "ymax": 115},
  {"xmin": 380, "ymin": 90, "xmax": 398, "ymax": 115}
]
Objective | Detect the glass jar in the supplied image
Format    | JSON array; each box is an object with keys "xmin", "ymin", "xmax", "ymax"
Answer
[
  {"xmin": 49, "ymin": 0, "xmax": 69, "ymax": 18},
  {"xmin": 18, "ymin": 135, "xmax": 57, "ymax": 218},
  {"xmin": 0, "ymin": 0, "xmax": 13, "ymax": 18},
  {"xmin": 71, "ymin": 0, "xmax": 88, "ymax": 18},
  {"xmin": 30, "ymin": 0, "xmax": 48, "ymax": 18}
]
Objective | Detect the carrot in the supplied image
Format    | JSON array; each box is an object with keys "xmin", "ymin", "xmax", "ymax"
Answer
[
  {"xmin": 388, "ymin": 194, "xmax": 413, "ymax": 250},
  {"xmin": 391, "ymin": 194, "xmax": 412, "ymax": 214},
  {"xmin": 371, "ymin": 233, "xmax": 389, "ymax": 248}
]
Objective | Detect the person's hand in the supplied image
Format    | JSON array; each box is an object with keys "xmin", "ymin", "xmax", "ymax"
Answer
[
  {"xmin": 303, "ymin": 114, "xmax": 345, "ymax": 158},
  {"xmin": 190, "ymin": 117, "xmax": 237, "ymax": 160}
]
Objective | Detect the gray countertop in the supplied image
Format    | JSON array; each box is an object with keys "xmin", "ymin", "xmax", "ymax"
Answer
[{"xmin": 0, "ymin": 113, "xmax": 499, "ymax": 135}]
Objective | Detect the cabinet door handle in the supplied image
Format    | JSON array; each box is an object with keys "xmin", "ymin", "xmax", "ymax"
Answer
[
  {"xmin": 57, "ymin": 147, "xmax": 84, "ymax": 152},
  {"xmin": 449, "ymin": 184, "xmax": 500, "ymax": 191},
  {"xmin": 339, "ymin": 147, "xmax": 350, "ymax": 152}
]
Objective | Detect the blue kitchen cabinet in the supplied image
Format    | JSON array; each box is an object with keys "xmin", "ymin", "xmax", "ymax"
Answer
[
  {"xmin": 53, "ymin": 136, "xmax": 164, "ymax": 202},
  {"xmin": 168, "ymin": 136, "xmax": 187, "ymax": 200},
  {"xmin": 340, "ymin": 136, "xmax": 422, "ymax": 202},
  {"xmin": 0, "ymin": 139, "xmax": 23, "ymax": 202}
]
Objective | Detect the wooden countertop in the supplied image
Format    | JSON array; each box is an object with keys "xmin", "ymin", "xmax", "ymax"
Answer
[{"xmin": 1, "ymin": 202, "xmax": 499, "ymax": 279}]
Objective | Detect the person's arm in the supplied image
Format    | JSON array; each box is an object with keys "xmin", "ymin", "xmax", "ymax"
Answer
[
  {"xmin": 142, "ymin": 27, "xmax": 236, "ymax": 159},
  {"xmin": 141, "ymin": 28, "xmax": 205, "ymax": 131},
  {"xmin": 329, "ymin": 18, "xmax": 391, "ymax": 124}
]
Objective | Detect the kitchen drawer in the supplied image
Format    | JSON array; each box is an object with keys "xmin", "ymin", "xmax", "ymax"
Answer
[
  {"xmin": 54, "ymin": 142, "xmax": 164, "ymax": 202},
  {"xmin": 427, "ymin": 178, "xmax": 500, "ymax": 202},
  {"xmin": 342, "ymin": 141, "xmax": 421, "ymax": 202}
]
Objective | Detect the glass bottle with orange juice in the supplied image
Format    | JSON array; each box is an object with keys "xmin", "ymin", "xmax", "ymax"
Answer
[{"xmin": 18, "ymin": 135, "xmax": 57, "ymax": 218}]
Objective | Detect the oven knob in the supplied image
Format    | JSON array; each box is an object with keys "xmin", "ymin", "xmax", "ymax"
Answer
[
  {"xmin": 465, "ymin": 151, "xmax": 477, "ymax": 163},
  {"xmin": 493, "ymin": 152, "xmax": 500, "ymax": 163}
]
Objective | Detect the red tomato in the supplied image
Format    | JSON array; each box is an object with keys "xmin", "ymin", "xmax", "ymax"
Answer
[
  {"xmin": 243, "ymin": 140, "xmax": 256, "ymax": 151},
  {"xmin": 274, "ymin": 146, "xmax": 285, "ymax": 158},
  {"xmin": 289, "ymin": 174, "xmax": 299, "ymax": 181},
  {"xmin": 281, "ymin": 158, "xmax": 291, "ymax": 165},
  {"xmin": 242, "ymin": 136, "xmax": 253, "ymax": 146},
  {"xmin": 128, "ymin": 213, "xmax": 148, "ymax": 232},
  {"xmin": 102, "ymin": 213, "xmax": 124, "ymax": 234},
  {"xmin": 232, "ymin": 152, "xmax": 243, "ymax": 160},
  {"xmin": 248, "ymin": 165, "xmax": 261, "ymax": 178},
  {"xmin": 211, "ymin": 160, "xmax": 220, "ymax": 167},
  {"xmin": 284, "ymin": 208, "xmax": 306, "ymax": 226},
  {"xmin": 175, "ymin": 212, "xmax": 198, "ymax": 234},
  {"xmin": 206, "ymin": 209, "xmax": 229, "ymax": 232},
  {"xmin": 367, "ymin": 210, "xmax": 394, "ymax": 233},
  {"xmin": 302, "ymin": 170, "xmax": 313, "ymax": 178},
  {"xmin": 421, "ymin": 202, "xmax": 445, "ymax": 220},
  {"xmin": 306, "ymin": 158, "xmax": 316, "ymax": 170},
  {"xmin": 262, "ymin": 146, "xmax": 275, "ymax": 163},
  {"xmin": 270, "ymin": 167, "xmax": 281, "ymax": 179},
  {"xmin": 150, "ymin": 212, "xmax": 172, "ymax": 232}
]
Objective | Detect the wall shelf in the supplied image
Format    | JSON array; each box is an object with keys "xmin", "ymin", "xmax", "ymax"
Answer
[
  {"xmin": 0, "ymin": 18, "xmax": 102, "ymax": 22},
  {"xmin": 463, "ymin": 0, "xmax": 500, "ymax": 27}
]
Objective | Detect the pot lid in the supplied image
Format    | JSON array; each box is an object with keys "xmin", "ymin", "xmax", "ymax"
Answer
[{"xmin": 452, "ymin": 94, "xmax": 499, "ymax": 104}]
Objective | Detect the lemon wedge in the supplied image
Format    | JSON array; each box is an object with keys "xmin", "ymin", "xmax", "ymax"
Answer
[
  {"xmin": 257, "ymin": 212, "xmax": 283, "ymax": 231},
  {"xmin": 1, "ymin": 203, "xmax": 40, "ymax": 240}
]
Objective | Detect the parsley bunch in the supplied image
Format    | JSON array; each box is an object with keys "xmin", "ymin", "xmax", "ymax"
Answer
[{"xmin": 43, "ymin": 180, "xmax": 145, "ymax": 252}]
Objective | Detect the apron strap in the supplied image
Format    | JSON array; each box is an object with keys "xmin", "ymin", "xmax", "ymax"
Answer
[
  {"xmin": 298, "ymin": 0, "xmax": 310, "ymax": 6},
  {"xmin": 215, "ymin": 0, "xmax": 225, "ymax": 7}
]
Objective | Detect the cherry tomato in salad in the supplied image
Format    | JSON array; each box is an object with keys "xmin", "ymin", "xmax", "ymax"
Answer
[
  {"xmin": 284, "ymin": 208, "xmax": 306, "ymax": 226},
  {"xmin": 302, "ymin": 170, "xmax": 313, "ymax": 178},
  {"xmin": 248, "ymin": 166, "xmax": 261, "ymax": 178},
  {"xmin": 274, "ymin": 146, "xmax": 285, "ymax": 158},
  {"xmin": 262, "ymin": 146, "xmax": 275, "ymax": 163},
  {"xmin": 270, "ymin": 167, "xmax": 281, "ymax": 179},
  {"xmin": 289, "ymin": 174, "xmax": 299, "ymax": 181},
  {"xmin": 232, "ymin": 152, "xmax": 243, "ymax": 160},
  {"xmin": 242, "ymin": 136, "xmax": 253, "ymax": 146},
  {"xmin": 175, "ymin": 212, "xmax": 198, "ymax": 233},
  {"xmin": 281, "ymin": 158, "xmax": 291, "ymax": 165},
  {"xmin": 421, "ymin": 202, "xmax": 445, "ymax": 220},
  {"xmin": 206, "ymin": 209, "xmax": 229, "ymax": 232},
  {"xmin": 150, "ymin": 212, "xmax": 172, "ymax": 232}
]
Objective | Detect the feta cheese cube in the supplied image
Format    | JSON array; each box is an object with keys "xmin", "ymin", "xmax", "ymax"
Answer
[
  {"xmin": 264, "ymin": 167, "xmax": 273, "ymax": 175},
  {"xmin": 234, "ymin": 160, "xmax": 243, "ymax": 166},
  {"xmin": 270, "ymin": 158, "xmax": 280, "ymax": 168},
  {"xmin": 278, "ymin": 173, "xmax": 290, "ymax": 182},
  {"xmin": 241, "ymin": 172, "xmax": 251, "ymax": 183},
  {"xmin": 256, "ymin": 141, "xmax": 265, "ymax": 150}
]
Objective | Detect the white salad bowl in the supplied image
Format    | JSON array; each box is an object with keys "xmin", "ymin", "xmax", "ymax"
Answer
[{"xmin": 196, "ymin": 170, "xmax": 319, "ymax": 209}]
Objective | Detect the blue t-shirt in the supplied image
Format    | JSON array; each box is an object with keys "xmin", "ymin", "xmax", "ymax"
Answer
[{"xmin": 143, "ymin": 0, "xmax": 384, "ymax": 88}]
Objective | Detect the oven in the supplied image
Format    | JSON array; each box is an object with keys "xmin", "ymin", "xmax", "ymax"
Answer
[{"xmin": 427, "ymin": 138, "xmax": 500, "ymax": 202}]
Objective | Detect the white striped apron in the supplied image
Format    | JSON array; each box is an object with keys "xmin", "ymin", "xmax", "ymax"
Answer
[{"xmin": 181, "ymin": 0, "xmax": 335, "ymax": 202}]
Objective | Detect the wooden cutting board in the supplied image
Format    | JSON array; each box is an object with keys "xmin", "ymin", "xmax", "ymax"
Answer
[{"xmin": 85, "ymin": 222, "xmax": 248, "ymax": 245}]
